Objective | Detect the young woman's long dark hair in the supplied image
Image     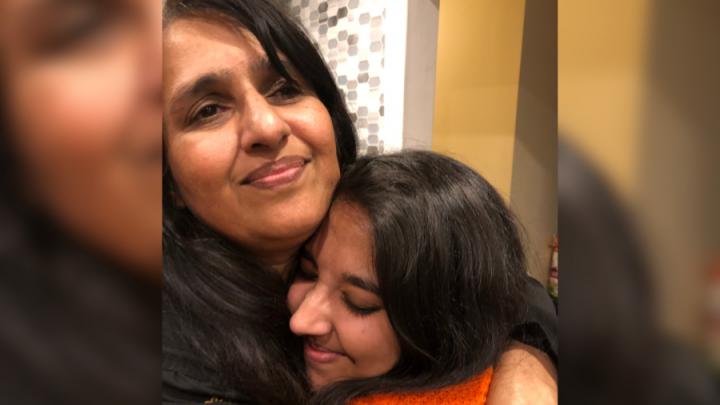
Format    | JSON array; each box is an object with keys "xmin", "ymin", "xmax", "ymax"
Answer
[
  {"xmin": 311, "ymin": 151, "xmax": 528, "ymax": 404},
  {"xmin": 162, "ymin": 0, "xmax": 357, "ymax": 403}
]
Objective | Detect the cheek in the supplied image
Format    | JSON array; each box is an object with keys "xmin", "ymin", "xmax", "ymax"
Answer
[
  {"xmin": 168, "ymin": 131, "xmax": 237, "ymax": 198},
  {"xmin": 287, "ymin": 282, "xmax": 311, "ymax": 313},
  {"xmin": 8, "ymin": 41, "xmax": 139, "ymax": 163},
  {"xmin": 10, "ymin": 68, "xmax": 134, "ymax": 173},
  {"xmin": 341, "ymin": 315, "xmax": 401, "ymax": 373},
  {"xmin": 285, "ymin": 101, "xmax": 338, "ymax": 164}
]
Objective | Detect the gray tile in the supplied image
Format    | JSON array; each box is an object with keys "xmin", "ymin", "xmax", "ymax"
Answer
[
  {"xmin": 358, "ymin": 72, "xmax": 369, "ymax": 83},
  {"xmin": 371, "ymin": 29, "xmax": 383, "ymax": 41},
  {"xmin": 359, "ymin": 12, "xmax": 370, "ymax": 24},
  {"xmin": 318, "ymin": 2, "xmax": 328, "ymax": 13}
]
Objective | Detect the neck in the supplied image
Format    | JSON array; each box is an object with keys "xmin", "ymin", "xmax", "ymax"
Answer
[{"xmin": 257, "ymin": 249, "xmax": 297, "ymax": 279}]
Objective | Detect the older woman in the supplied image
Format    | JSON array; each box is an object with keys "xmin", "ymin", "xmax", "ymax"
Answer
[{"xmin": 162, "ymin": 1, "xmax": 557, "ymax": 404}]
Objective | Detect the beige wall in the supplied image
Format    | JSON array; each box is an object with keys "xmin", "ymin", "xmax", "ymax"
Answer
[
  {"xmin": 510, "ymin": 0, "xmax": 558, "ymax": 283},
  {"xmin": 560, "ymin": 0, "xmax": 719, "ymax": 344},
  {"xmin": 432, "ymin": 0, "xmax": 557, "ymax": 283},
  {"xmin": 431, "ymin": 0, "xmax": 526, "ymax": 201},
  {"xmin": 559, "ymin": 0, "xmax": 651, "ymax": 201}
]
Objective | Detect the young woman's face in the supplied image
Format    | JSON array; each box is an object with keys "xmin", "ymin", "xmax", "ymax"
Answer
[
  {"xmin": 163, "ymin": 18, "xmax": 340, "ymax": 264},
  {"xmin": 0, "ymin": 0, "xmax": 162, "ymax": 274},
  {"xmin": 287, "ymin": 201, "xmax": 401, "ymax": 389}
]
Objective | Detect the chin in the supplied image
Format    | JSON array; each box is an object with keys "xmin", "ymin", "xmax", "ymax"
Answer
[
  {"xmin": 268, "ymin": 205, "xmax": 327, "ymax": 238},
  {"xmin": 308, "ymin": 371, "xmax": 330, "ymax": 391}
]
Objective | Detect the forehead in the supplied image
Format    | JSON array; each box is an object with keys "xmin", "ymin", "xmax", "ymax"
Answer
[
  {"xmin": 310, "ymin": 201, "xmax": 374, "ymax": 272},
  {"xmin": 163, "ymin": 17, "xmax": 266, "ymax": 86}
]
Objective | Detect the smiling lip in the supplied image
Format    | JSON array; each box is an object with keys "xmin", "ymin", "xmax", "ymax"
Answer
[
  {"xmin": 304, "ymin": 341, "xmax": 345, "ymax": 364},
  {"xmin": 242, "ymin": 156, "xmax": 308, "ymax": 189}
]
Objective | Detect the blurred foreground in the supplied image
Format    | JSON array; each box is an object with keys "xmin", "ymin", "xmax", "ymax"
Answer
[
  {"xmin": 0, "ymin": 1, "xmax": 161, "ymax": 404},
  {"xmin": 559, "ymin": 0, "xmax": 719, "ymax": 403}
]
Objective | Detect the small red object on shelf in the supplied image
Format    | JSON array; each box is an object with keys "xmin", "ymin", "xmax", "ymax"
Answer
[{"xmin": 547, "ymin": 236, "xmax": 558, "ymax": 299}]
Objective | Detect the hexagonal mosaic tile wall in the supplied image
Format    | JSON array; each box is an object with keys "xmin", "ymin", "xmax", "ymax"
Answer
[{"xmin": 283, "ymin": 0, "xmax": 386, "ymax": 155}]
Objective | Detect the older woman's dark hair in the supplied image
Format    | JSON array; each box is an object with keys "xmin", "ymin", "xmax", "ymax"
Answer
[
  {"xmin": 162, "ymin": 0, "xmax": 356, "ymax": 404},
  {"xmin": 312, "ymin": 151, "xmax": 527, "ymax": 404}
]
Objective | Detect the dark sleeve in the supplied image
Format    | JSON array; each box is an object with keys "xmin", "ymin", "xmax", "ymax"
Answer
[
  {"xmin": 163, "ymin": 309, "xmax": 255, "ymax": 405},
  {"xmin": 512, "ymin": 276, "xmax": 558, "ymax": 365},
  {"xmin": 162, "ymin": 367, "xmax": 253, "ymax": 405}
]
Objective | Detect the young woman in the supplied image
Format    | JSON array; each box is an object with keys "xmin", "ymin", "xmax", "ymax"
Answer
[
  {"xmin": 289, "ymin": 151, "xmax": 527, "ymax": 404},
  {"xmin": 162, "ymin": 1, "xmax": 557, "ymax": 403}
]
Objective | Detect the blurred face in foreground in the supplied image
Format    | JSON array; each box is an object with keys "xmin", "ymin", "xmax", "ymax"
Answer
[
  {"xmin": 288, "ymin": 201, "xmax": 401, "ymax": 389},
  {"xmin": 0, "ymin": 0, "xmax": 162, "ymax": 275},
  {"xmin": 163, "ymin": 18, "xmax": 340, "ymax": 268}
]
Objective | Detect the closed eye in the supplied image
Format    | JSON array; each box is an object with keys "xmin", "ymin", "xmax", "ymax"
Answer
[{"xmin": 342, "ymin": 293, "xmax": 382, "ymax": 317}]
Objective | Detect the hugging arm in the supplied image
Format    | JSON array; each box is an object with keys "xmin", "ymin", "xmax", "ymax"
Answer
[{"xmin": 487, "ymin": 276, "xmax": 558, "ymax": 404}]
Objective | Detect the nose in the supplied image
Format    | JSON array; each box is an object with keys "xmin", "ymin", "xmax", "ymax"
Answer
[
  {"xmin": 289, "ymin": 286, "xmax": 333, "ymax": 337},
  {"xmin": 238, "ymin": 91, "xmax": 290, "ymax": 153}
]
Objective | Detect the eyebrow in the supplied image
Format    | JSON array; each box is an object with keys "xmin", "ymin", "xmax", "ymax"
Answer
[
  {"xmin": 249, "ymin": 57, "xmax": 274, "ymax": 74},
  {"xmin": 299, "ymin": 249, "xmax": 380, "ymax": 295},
  {"xmin": 342, "ymin": 273, "xmax": 381, "ymax": 296}
]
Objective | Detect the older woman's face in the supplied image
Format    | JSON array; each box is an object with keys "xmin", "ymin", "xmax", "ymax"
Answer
[
  {"xmin": 163, "ymin": 18, "xmax": 339, "ymax": 263},
  {"xmin": 0, "ymin": 0, "xmax": 162, "ymax": 275}
]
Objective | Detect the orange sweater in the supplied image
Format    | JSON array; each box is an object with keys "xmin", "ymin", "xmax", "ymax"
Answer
[{"xmin": 351, "ymin": 368, "xmax": 493, "ymax": 405}]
